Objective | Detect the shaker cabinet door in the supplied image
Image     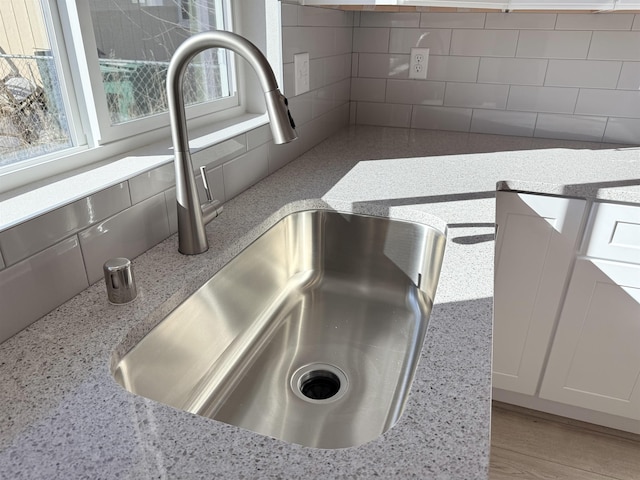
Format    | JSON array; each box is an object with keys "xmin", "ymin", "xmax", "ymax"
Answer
[
  {"xmin": 493, "ymin": 192, "xmax": 586, "ymax": 395},
  {"xmin": 539, "ymin": 258, "xmax": 640, "ymax": 421}
]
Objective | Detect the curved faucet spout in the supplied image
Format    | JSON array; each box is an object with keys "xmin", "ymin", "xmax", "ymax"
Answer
[{"xmin": 167, "ymin": 31, "xmax": 297, "ymax": 255}]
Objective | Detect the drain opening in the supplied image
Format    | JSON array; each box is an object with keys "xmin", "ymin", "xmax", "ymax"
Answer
[
  {"xmin": 299, "ymin": 370, "xmax": 340, "ymax": 400},
  {"xmin": 291, "ymin": 363, "xmax": 348, "ymax": 403}
]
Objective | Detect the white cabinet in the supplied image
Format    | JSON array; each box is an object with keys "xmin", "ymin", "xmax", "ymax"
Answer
[
  {"xmin": 492, "ymin": 192, "xmax": 587, "ymax": 395},
  {"xmin": 539, "ymin": 258, "xmax": 640, "ymax": 420}
]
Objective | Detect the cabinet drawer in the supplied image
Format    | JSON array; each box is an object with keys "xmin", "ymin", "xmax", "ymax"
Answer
[{"xmin": 583, "ymin": 202, "xmax": 640, "ymax": 264}]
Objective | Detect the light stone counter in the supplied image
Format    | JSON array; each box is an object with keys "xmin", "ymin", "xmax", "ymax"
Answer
[{"xmin": 0, "ymin": 126, "xmax": 638, "ymax": 479}]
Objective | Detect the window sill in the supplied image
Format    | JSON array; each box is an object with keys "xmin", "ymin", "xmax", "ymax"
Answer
[{"xmin": 0, "ymin": 113, "xmax": 268, "ymax": 231}]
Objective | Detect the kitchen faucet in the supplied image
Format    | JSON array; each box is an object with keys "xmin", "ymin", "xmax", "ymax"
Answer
[{"xmin": 167, "ymin": 31, "xmax": 297, "ymax": 255}]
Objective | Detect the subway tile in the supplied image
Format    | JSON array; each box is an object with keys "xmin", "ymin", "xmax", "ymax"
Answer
[
  {"xmin": 618, "ymin": 62, "xmax": 640, "ymax": 90},
  {"xmin": 350, "ymin": 102, "xmax": 356, "ymax": 125},
  {"xmin": 222, "ymin": 144, "xmax": 269, "ymax": 201},
  {"xmin": 298, "ymin": 6, "xmax": 350, "ymax": 27},
  {"xmin": 355, "ymin": 102, "xmax": 412, "ymax": 128},
  {"xmin": 470, "ymin": 109, "xmax": 537, "ymax": 137},
  {"xmin": 411, "ymin": 105, "xmax": 472, "ymax": 132},
  {"xmin": 164, "ymin": 188, "xmax": 178, "ymax": 235},
  {"xmin": 309, "ymin": 58, "xmax": 325, "ymax": 91},
  {"xmin": 386, "ymin": 79, "xmax": 445, "ymax": 106},
  {"xmin": 190, "ymin": 135, "xmax": 246, "ymax": 170},
  {"xmin": 420, "ymin": 13, "xmax": 486, "ymax": 29},
  {"xmin": 588, "ymin": 32, "xmax": 640, "ymax": 61},
  {"xmin": 246, "ymin": 125, "xmax": 272, "ymax": 150},
  {"xmin": 634, "ymin": 14, "xmax": 640, "ymax": 30},
  {"xmin": 129, "ymin": 164, "xmax": 174, "ymax": 205},
  {"xmin": 603, "ymin": 117, "xmax": 640, "ymax": 145},
  {"xmin": 351, "ymin": 77, "xmax": 387, "ymax": 102},
  {"xmin": 0, "ymin": 252, "xmax": 4, "ymax": 269},
  {"xmin": 0, "ymin": 182, "xmax": 130, "ymax": 266},
  {"xmin": 325, "ymin": 54, "xmax": 352, "ymax": 85},
  {"xmin": 477, "ymin": 58, "xmax": 547, "ymax": 86},
  {"xmin": 195, "ymin": 165, "xmax": 225, "ymax": 205},
  {"xmin": 556, "ymin": 13, "xmax": 634, "ymax": 31},
  {"xmin": 444, "ymin": 82, "xmax": 509, "ymax": 109},
  {"xmin": 352, "ymin": 53, "xmax": 359, "ymax": 77},
  {"xmin": 358, "ymin": 53, "xmax": 410, "ymax": 79},
  {"xmin": 427, "ymin": 56, "xmax": 479, "ymax": 83},
  {"xmin": 517, "ymin": 31, "xmax": 591, "ymax": 59},
  {"xmin": 0, "ymin": 236, "xmax": 88, "ymax": 343},
  {"xmin": 353, "ymin": 28, "xmax": 390, "ymax": 53},
  {"xmin": 534, "ymin": 113, "xmax": 607, "ymax": 142},
  {"xmin": 545, "ymin": 60, "xmax": 622, "ymax": 89},
  {"xmin": 507, "ymin": 86, "xmax": 579, "ymax": 114},
  {"xmin": 389, "ymin": 28, "xmax": 451, "ymax": 55},
  {"xmin": 282, "ymin": 62, "xmax": 295, "ymax": 98},
  {"xmin": 312, "ymin": 84, "xmax": 336, "ymax": 118},
  {"xmin": 79, "ymin": 193, "xmax": 170, "ymax": 284},
  {"xmin": 282, "ymin": 27, "xmax": 336, "ymax": 63},
  {"xmin": 450, "ymin": 30, "xmax": 518, "ymax": 57},
  {"xmin": 575, "ymin": 89, "xmax": 640, "ymax": 118},
  {"xmin": 282, "ymin": 4, "xmax": 298, "ymax": 27},
  {"xmin": 334, "ymin": 27, "xmax": 353, "ymax": 55},
  {"xmin": 485, "ymin": 13, "xmax": 557, "ymax": 30},
  {"xmin": 288, "ymin": 91, "xmax": 313, "ymax": 126},
  {"xmin": 360, "ymin": 12, "xmax": 420, "ymax": 28}
]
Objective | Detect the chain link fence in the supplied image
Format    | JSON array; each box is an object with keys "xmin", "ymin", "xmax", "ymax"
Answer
[{"xmin": 0, "ymin": 52, "xmax": 226, "ymax": 166}]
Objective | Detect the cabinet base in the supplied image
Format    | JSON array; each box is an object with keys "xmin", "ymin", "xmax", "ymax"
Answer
[{"xmin": 492, "ymin": 388, "xmax": 640, "ymax": 435}]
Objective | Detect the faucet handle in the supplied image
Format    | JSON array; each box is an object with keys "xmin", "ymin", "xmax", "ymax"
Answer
[{"xmin": 199, "ymin": 166, "xmax": 214, "ymax": 203}]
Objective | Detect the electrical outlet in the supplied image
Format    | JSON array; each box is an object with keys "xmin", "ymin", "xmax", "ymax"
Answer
[
  {"xmin": 409, "ymin": 48, "xmax": 429, "ymax": 80},
  {"xmin": 294, "ymin": 52, "xmax": 310, "ymax": 95}
]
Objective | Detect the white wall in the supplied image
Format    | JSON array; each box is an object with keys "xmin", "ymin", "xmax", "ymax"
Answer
[{"xmin": 351, "ymin": 11, "xmax": 640, "ymax": 144}]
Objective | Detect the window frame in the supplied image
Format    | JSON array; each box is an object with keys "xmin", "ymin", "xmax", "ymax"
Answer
[{"xmin": 0, "ymin": 0, "xmax": 283, "ymax": 195}]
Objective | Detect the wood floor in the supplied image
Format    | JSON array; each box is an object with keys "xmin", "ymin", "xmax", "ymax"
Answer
[{"xmin": 490, "ymin": 402, "xmax": 640, "ymax": 480}]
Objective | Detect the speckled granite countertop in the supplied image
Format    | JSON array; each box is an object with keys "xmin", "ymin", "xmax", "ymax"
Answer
[{"xmin": 1, "ymin": 127, "xmax": 638, "ymax": 479}]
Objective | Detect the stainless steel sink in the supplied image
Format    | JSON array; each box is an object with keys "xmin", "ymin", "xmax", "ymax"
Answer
[{"xmin": 114, "ymin": 209, "xmax": 446, "ymax": 449}]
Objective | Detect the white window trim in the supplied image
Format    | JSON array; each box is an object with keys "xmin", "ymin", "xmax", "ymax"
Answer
[{"xmin": 0, "ymin": 0, "xmax": 284, "ymax": 205}]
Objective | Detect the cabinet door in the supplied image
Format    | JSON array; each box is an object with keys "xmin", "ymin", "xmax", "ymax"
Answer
[
  {"xmin": 493, "ymin": 192, "xmax": 586, "ymax": 395},
  {"xmin": 540, "ymin": 259, "xmax": 640, "ymax": 420}
]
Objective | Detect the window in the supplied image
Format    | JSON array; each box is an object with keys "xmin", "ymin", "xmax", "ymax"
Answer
[
  {"xmin": 0, "ymin": 0, "xmax": 74, "ymax": 169},
  {"xmin": 0, "ymin": 0, "xmax": 279, "ymax": 193}
]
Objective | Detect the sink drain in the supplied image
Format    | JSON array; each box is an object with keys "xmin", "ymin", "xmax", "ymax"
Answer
[{"xmin": 291, "ymin": 363, "xmax": 348, "ymax": 403}]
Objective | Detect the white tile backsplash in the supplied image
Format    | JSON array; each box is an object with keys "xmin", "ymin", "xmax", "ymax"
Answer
[
  {"xmin": 545, "ymin": 60, "xmax": 622, "ymax": 89},
  {"xmin": 353, "ymin": 28, "xmax": 390, "ymax": 53},
  {"xmin": 617, "ymin": 62, "xmax": 640, "ymax": 90},
  {"xmin": 389, "ymin": 28, "xmax": 451, "ymax": 55},
  {"xmin": 485, "ymin": 13, "xmax": 557, "ymax": 30},
  {"xmin": 427, "ymin": 56, "xmax": 480, "ymax": 83},
  {"xmin": 79, "ymin": 193, "xmax": 171, "ymax": 284},
  {"xmin": 517, "ymin": 31, "xmax": 592, "ymax": 59},
  {"xmin": 351, "ymin": 77, "xmax": 386, "ymax": 103},
  {"xmin": 222, "ymin": 144, "xmax": 270, "ymax": 201},
  {"xmin": 556, "ymin": 13, "xmax": 635, "ymax": 31},
  {"xmin": 634, "ymin": 15, "xmax": 640, "ymax": 31},
  {"xmin": 358, "ymin": 53, "xmax": 410, "ymax": 79},
  {"xmin": 450, "ymin": 30, "xmax": 518, "ymax": 57},
  {"xmin": 477, "ymin": 58, "xmax": 547, "ymax": 86},
  {"xmin": 386, "ymin": 79, "xmax": 445, "ymax": 106},
  {"xmin": 0, "ymin": 236, "xmax": 88, "ymax": 343},
  {"xmin": 588, "ymin": 32, "xmax": 640, "ymax": 61},
  {"xmin": 534, "ymin": 114, "xmax": 607, "ymax": 142},
  {"xmin": 444, "ymin": 82, "xmax": 509, "ymax": 109},
  {"xmin": 420, "ymin": 13, "xmax": 486, "ymax": 29},
  {"xmin": 507, "ymin": 86, "xmax": 579, "ymax": 114},
  {"xmin": 411, "ymin": 105, "xmax": 472, "ymax": 132},
  {"xmin": 0, "ymin": 182, "xmax": 131, "ymax": 266},
  {"xmin": 356, "ymin": 102, "xmax": 412, "ymax": 128},
  {"xmin": 360, "ymin": 12, "xmax": 420, "ymax": 28},
  {"xmin": 471, "ymin": 109, "xmax": 537, "ymax": 137},
  {"xmin": 129, "ymin": 165, "xmax": 174, "ymax": 205},
  {"xmin": 603, "ymin": 117, "xmax": 640, "ymax": 144},
  {"xmin": 575, "ymin": 89, "xmax": 640, "ymax": 118}
]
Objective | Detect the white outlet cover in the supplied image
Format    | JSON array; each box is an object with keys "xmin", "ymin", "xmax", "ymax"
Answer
[
  {"xmin": 294, "ymin": 52, "xmax": 310, "ymax": 95},
  {"xmin": 409, "ymin": 48, "xmax": 429, "ymax": 80}
]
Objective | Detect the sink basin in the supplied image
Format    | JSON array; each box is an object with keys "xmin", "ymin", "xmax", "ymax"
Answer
[{"xmin": 114, "ymin": 209, "xmax": 446, "ymax": 449}]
